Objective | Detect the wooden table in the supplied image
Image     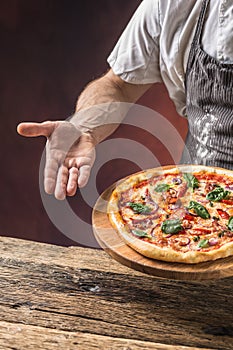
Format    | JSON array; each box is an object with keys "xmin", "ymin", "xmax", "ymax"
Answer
[{"xmin": 0, "ymin": 236, "xmax": 232, "ymax": 350}]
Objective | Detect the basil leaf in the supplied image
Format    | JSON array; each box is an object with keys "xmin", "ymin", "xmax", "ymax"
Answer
[
  {"xmin": 183, "ymin": 173, "xmax": 199, "ymax": 190},
  {"xmin": 161, "ymin": 219, "xmax": 183, "ymax": 234},
  {"xmin": 127, "ymin": 202, "xmax": 151, "ymax": 214},
  {"xmin": 227, "ymin": 216, "xmax": 233, "ymax": 231},
  {"xmin": 188, "ymin": 201, "xmax": 210, "ymax": 219},
  {"xmin": 206, "ymin": 186, "xmax": 230, "ymax": 202},
  {"xmin": 132, "ymin": 230, "xmax": 150, "ymax": 238},
  {"xmin": 154, "ymin": 183, "xmax": 171, "ymax": 193},
  {"xmin": 198, "ymin": 239, "xmax": 209, "ymax": 248}
]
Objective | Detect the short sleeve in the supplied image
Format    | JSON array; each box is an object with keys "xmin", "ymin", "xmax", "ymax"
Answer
[{"xmin": 107, "ymin": 0, "xmax": 162, "ymax": 84}]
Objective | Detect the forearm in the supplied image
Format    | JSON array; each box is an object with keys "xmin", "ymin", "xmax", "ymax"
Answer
[
  {"xmin": 70, "ymin": 69, "xmax": 153, "ymax": 144},
  {"xmin": 76, "ymin": 71, "xmax": 132, "ymax": 111}
]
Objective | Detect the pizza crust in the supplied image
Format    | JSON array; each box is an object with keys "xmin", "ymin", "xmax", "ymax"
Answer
[{"xmin": 107, "ymin": 165, "xmax": 233, "ymax": 264}]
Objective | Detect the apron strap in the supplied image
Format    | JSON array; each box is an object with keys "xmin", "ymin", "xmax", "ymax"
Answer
[
  {"xmin": 185, "ymin": 0, "xmax": 210, "ymax": 86},
  {"xmin": 192, "ymin": 0, "xmax": 210, "ymax": 47}
]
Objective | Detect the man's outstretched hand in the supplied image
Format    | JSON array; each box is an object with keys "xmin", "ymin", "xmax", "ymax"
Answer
[{"xmin": 17, "ymin": 121, "xmax": 96, "ymax": 200}]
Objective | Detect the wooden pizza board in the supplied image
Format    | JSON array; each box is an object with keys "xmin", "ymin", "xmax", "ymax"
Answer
[{"xmin": 92, "ymin": 167, "xmax": 233, "ymax": 281}]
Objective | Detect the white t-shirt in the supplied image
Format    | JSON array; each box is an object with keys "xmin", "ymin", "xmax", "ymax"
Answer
[{"xmin": 107, "ymin": 0, "xmax": 233, "ymax": 117}]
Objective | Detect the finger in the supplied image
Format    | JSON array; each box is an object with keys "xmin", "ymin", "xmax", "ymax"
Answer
[
  {"xmin": 54, "ymin": 165, "xmax": 69, "ymax": 200},
  {"xmin": 78, "ymin": 165, "xmax": 91, "ymax": 188},
  {"xmin": 44, "ymin": 157, "xmax": 59, "ymax": 194},
  {"xmin": 17, "ymin": 121, "xmax": 57, "ymax": 138},
  {"xmin": 67, "ymin": 167, "xmax": 79, "ymax": 196}
]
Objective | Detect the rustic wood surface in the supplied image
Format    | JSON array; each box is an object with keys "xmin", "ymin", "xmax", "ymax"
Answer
[
  {"xmin": 0, "ymin": 236, "xmax": 232, "ymax": 350},
  {"xmin": 93, "ymin": 166, "xmax": 233, "ymax": 281}
]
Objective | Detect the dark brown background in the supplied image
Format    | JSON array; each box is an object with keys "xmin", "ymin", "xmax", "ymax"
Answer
[{"xmin": 0, "ymin": 0, "xmax": 187, "ymax": 247}]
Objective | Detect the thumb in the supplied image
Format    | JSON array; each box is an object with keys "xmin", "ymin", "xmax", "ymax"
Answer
[{"xmin": 17, "ymin": 121, "xmax": 57, "ymax": 138}]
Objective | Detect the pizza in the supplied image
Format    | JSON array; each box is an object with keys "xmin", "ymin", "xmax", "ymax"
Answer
[{"xmin": 107, "ymin": 165, "xmax": 233, "ymax": 264}]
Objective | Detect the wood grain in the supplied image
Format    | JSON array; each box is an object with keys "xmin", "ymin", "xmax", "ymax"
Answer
[
  {"xmin": 0, "ymin": 321, "xmax": 213, "ymax": 350},
  {"xmin": 0, "ymin": 237, "xmax": 232, "ymax": 349},
  {"xmin": 92, "ymin": 167, "xmax": 233, "ymax": 281}
]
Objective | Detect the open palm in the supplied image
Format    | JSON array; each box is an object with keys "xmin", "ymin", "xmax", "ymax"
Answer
[{"xmin": 17, "ymin": 121, "xmax": 96, "ymax": 200}]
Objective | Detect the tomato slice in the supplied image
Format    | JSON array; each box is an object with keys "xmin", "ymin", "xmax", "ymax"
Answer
[
  {"xmin": 221, "ymin": 199, "xmax": 233, "ymax": 205},
  {"xmin": 192, "ymin": 228, "xmax": 212, "ymax": 234},
  {"xmin": 184, "ymin": 214, "xmax": 195, "ymax": 221},
  {"xmin": 217, "ymin": 209, "xmax": 230, "ymax": 219}
]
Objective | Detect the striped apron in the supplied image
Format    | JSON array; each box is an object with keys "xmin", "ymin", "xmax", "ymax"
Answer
[{"xmin": 181, "ymin": 0, "xmax": 233, "ymax": 169}]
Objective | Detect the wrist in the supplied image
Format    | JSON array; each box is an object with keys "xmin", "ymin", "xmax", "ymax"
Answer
[{"xmin": 81, "ymin": 130, "xmax": 99, "ymax": 146}]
